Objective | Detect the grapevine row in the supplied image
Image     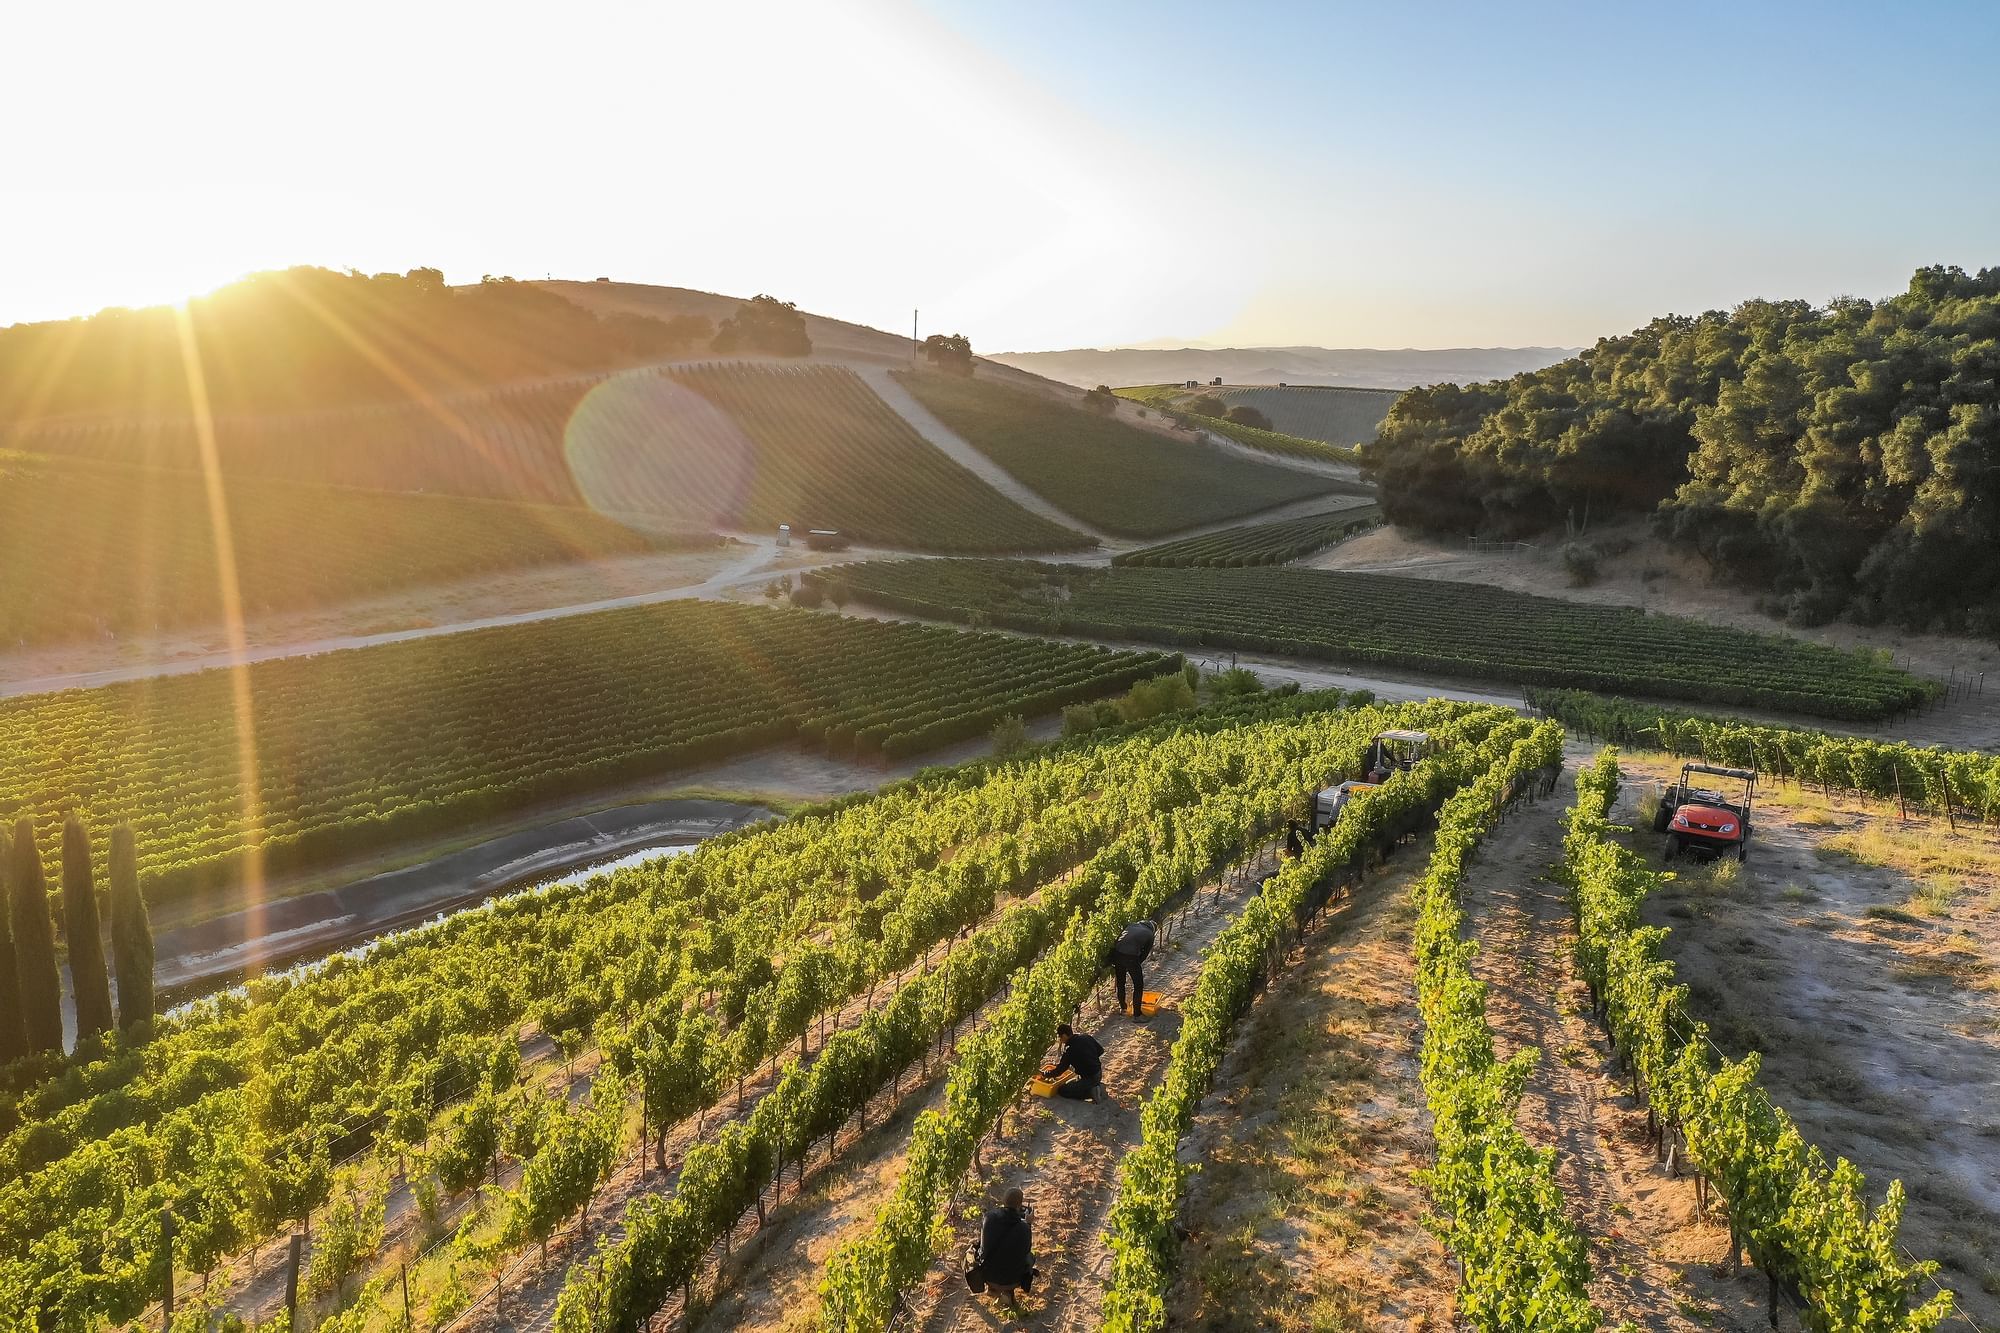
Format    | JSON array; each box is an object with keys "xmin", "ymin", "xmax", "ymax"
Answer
[
  {"xmin": 1411, "ymin": 719, "xmax": 1600, "ymax": 1331},
  {"xmin": 812, "ymin": 700, "xmax": 1512, "ymax": 1331},
  {"xmin": 1563, "ymin": 752, "xmax": 1953, "ymax": 1331},
  {"xmin": 546, "ymin": 699, "xmax": 1400, "ymax": 1332},
  {"xmin": 808, "ymin": 560, "xmax": 1933, "ymax": 721},
  {"xmin": 1530, "ymin": 688, "xmax": 2000, "ymax": 819},
  {"xmin": 0, "ymin": 695, "xmax": 1311, "ymax": 1327},
  {"xmin": 1097, "ymin": 711, "xmax": 1540, "ymax": 1330}
]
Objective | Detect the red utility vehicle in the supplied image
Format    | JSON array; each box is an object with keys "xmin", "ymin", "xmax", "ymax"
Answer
[{"xmin": 1652, "ymin": 762, "xmax": 1755, "ymax": 862}]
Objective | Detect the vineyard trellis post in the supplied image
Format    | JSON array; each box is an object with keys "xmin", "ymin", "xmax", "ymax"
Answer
[
  {"xmin": 159, "ymin": 1208, "xmax": 174, "ymax": 1332},
  {"xmin": 286, "ymin": 1232, "xmax": 303, "ymax": 1323}
]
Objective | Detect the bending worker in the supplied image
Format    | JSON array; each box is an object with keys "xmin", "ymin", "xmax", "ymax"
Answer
[
  {"xmin": 1048, "ymin": 1021, "xmax": 1103, "ymax": 1101},
  {"xmin": 1109, "ymin": 918, "xmax": 1156, "ymax": 1018},
  {"xmin": 965, "ymin": 1187, "xmax": 1037, "ymax": 1303}
]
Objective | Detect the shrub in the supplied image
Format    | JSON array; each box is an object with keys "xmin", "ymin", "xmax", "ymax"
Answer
[
  {"xmin": 1561, "ymin": 541, "xmax": 1601, "ymax": 587},
  {"xmin": 1061, "ymin": 704, "xmax": 1100, "ymax": 738},
  {"xmin": 1210, "ymin": 666, "xmax": 1264, "ymax": 699},
  {"xmin": 989, "ymin": 714, "xmax": 1030, "ymax": 758}
]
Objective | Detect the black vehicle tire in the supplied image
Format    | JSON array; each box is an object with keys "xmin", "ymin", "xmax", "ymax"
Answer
[
  {"xmin": 1652, "ymin": 801, "xmax": 1672, "ymax": 834},
  {"xmin": 1663, "ymin": 833, "xmax": 1682, "ymax": 862}
]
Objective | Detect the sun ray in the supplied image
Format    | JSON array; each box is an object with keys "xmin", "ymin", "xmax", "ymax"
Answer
[{"xmin": 171, "ymin": 302, "xmax": 267, "ymax": 929}]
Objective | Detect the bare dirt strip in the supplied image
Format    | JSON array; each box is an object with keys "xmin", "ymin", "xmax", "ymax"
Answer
[
  {"xmin": 1164, "ymin": 846, "xmax": 1452, "ymax": 1332},
  {"xmin": 1464, "ymin": 756, "xmax": 1773, "ymax": 1330}
]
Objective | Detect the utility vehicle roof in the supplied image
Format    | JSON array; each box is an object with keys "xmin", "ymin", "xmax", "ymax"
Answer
[
  {"xmin": 1374, "ymin": 730, "xmax": 1430, "ymax": 743},
  {"xmin": 1683, "ymin": 763, "xmax": 1755, "ymax": 782}
]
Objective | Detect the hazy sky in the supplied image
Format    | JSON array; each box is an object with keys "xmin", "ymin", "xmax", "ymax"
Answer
[{"xmin": 3, "ymin": 0, "xmax": 1996, "ymax": 350}]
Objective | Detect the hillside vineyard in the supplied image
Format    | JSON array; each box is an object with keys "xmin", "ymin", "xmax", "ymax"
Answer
[
  {"xmin": 1112, "ymin": 502, "xmax": 1380, "ymax": 568},
  {"xmin": 808, "ymin": 559, "xmax": 1933, "ymax": 720},
  {"xmin": 4, "ymin": 364, "xmax": 1090, "ymax": 553},
  {"xmin": 0, "ymin": 601, "xmax": 1175, "ymax": 903},
  {"xmin": 0, "ymin": 450, "xmax": 689, "ymax": 646},
  {"xmin": 892, "ymin": 370, "xmax": 1340, "ymax": 536},
  {"xmin": 0, "ymin": 693, "xmax": 1432, "ymax": 1330}
]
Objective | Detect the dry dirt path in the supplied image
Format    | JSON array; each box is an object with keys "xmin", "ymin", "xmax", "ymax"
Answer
[
  {"xmin": 1165, "ymin": 841, "xmax": 1453, "ymax": 1331},
  {"xmin": 1463, "ymin": 756, "xmax": 1768, "ymax": 1330},
  {"xmin": 856, "ymin": 366, "xmax": 1112, "ymax": 543}
]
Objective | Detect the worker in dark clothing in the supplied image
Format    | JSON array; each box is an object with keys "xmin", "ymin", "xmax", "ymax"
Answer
[
  {"xmin": 1285, "ymin": 819, "xmax": 1307, "ymax": 859},
  {"xmin": 965, "ymin": 1187, "xmax": 1037, "ymax": 1302},
  {"xmin": 1048, "ymin": 1022, "xmax": 1103, "ymax": 1101},
  {"xmin": 1109, "ymin": 918, "xmax": 1156, "ymax": 1017}
]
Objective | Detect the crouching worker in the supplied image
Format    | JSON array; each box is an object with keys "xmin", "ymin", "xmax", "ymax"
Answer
[
  {"xmin": 965, "ymin": 1187, "xmax": 1038, "ymax": 1304},
  {"xmin": 1047, "ymin": 1021, "xmax": 1104, "ymax": 1101}
]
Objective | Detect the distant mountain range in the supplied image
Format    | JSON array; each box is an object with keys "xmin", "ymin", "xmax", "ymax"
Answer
[{"xmin": 986, "ymin": 345, "xmax": 1579, "ymax": 391}]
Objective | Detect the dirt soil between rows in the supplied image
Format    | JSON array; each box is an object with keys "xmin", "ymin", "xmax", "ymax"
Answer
[
  {"xmin": 1609, "ymin": 752, "xmax": 2000, "ymax": 1328},
  {"xmin": 1465, "ymin": 757, "xmax": 1769, "ymax": 1329},
  {"xmin": 1164, "ymin": 843, "xmax": 1453, "ymax": 1331}
]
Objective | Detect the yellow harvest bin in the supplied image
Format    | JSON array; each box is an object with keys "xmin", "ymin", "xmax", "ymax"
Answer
[
  {"xmin": 1029, "ymin": 1070, "xmax": 1076, "ymax": 1097},
  {"xmin": 1139, "ymin": 991, "xmax": 1161, "ymax": 1016}
]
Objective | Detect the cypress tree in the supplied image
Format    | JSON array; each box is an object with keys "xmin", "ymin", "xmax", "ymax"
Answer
[
  {"xmin": 9, "ymin": 818, "xmax": 64, "ymax": 1055},
  {"xmin": 108, "ymin": 825, "xmax": 154, "ymax": 1031},
  {"xmin": 0, "ymin": 824, "xmax": 27, "ymax": 1065},
  {"xmin": 62, "ymin": 815, "xmax": 115, "ymax": 1043}
]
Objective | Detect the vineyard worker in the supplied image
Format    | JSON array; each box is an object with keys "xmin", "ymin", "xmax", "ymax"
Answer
[
  {"xmin": 1049, "ymin": 1022, "xmax": 1104, "ymax": 1101},
  {"xmin": 1110, "ymin": 918, "xmax": 1157, "ymax": 1018},
  {"xmin": 965, "ymin": 1187, "xmax": 1038, "ymax": 1304}
]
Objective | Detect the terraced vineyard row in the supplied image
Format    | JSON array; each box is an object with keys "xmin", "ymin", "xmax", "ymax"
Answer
[
  {"xmin": 0, "ymin": 692, "xmax": 1389, "ymax": 1330},
  {"xmin": 0, "ymin": 600, "xmax": 1174, "ymax": 904},
  {"xmin": 1111, "ymin": 501, "xmax": 1379, "ymax": 567},
  {"xmin": 809, "ymin": 559, "xmax": 1934, "ymax": 721},
  {"xmin": 6, "ymin": 365, "xmax": 1089, "ymax": 553},
  {"xmin": 0, "ymin": 450, "xmax": 692, "ymax": 647},
  {"xmin": 892, "ymin": 370, "xmax": 1339, "ymax": 536},
  {"xmin": 1564, "ymin": 753, "xmax": 1953, "ymax": 1330}
]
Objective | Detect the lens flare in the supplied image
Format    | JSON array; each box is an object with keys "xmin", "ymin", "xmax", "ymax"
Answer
[{"xmin": 562, "ymin": 370, "xmax": 758, "ymax": 531}]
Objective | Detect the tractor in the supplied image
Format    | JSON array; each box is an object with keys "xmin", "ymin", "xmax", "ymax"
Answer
[
  {"xmin": 1308, "ymin": 730, "xmax": 1433, "ymax": 835},
  {"xmin": 1653, "ymin": 762, "xmax": 1755, "ymax": 862},
  {"xmin": 1363, "ymin": 729, "xmax": 1431, "ymax": 782},
  {"xmin": 1311, "ymin": 780, "xmax": 1378, "ymax": 835}
]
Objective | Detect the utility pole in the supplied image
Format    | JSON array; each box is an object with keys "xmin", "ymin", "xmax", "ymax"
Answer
[{"xmin": 912, "ymin": 308, "xmax": 919, "ymax": 363}]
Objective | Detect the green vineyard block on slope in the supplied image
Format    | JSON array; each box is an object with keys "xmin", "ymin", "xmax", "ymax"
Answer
[
  {"xmin": 0, "ymin": 600, "xmax": 1175, "ymax": 903},
  {"xmin": 812, "ymin": 560, "xmax": 1933, "ymax": 722},
  {"xmin": 893, "ymin": 371, "xmax": 1339, "ymax": 536},
  {"xmin": 0, "ymin": 450, "xmax": 694, "ymax": 647},
  {"xmin": 1112, "ymin": 502, "xmax": 1380, "ymax": 567},
  {"xmin": 7, "ymin": 364, "xmax": 1091, "ymax": 554}
]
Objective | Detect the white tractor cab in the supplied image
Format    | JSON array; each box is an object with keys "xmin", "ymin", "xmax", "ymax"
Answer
[
  {"xmin": 1652, "ymin": 762, "xmax": 1756, "ymax": 863},
  {"xmin": 1365, "ymin": 729, "xmax": 1432, "ymax": 783},
  {"xmin": 1310, "ymin": 730, "xmax": 1433, "ymax": 834}
]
